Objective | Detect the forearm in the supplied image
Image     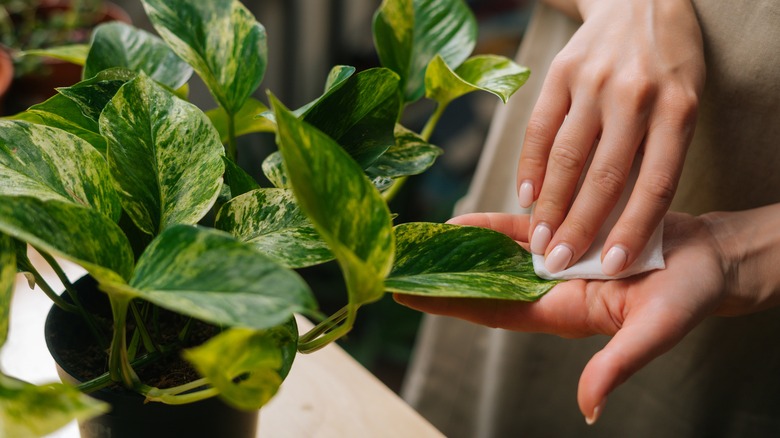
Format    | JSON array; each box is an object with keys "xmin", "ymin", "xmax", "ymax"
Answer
[{"xmin": 704, "ymin": 203, "xmax": 780, "ymax": 316}]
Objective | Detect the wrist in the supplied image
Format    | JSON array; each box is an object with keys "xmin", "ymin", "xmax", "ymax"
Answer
[{"xmin": 702, "ymin": 204, "xmax": 780, "ymax": 316}]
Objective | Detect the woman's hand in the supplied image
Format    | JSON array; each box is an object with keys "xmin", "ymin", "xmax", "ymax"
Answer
[
  {"xmin": 395, "ymin": 207, "xmax": 780, "ymax": 423},
  {"xmin": 518, "ymin": 0, "xmax": 705, "ymax": 276}
]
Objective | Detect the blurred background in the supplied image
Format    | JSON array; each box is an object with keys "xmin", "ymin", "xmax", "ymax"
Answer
[{"xmin": 0, "ymin": 0, "xmax": 535, "ymax": 393}]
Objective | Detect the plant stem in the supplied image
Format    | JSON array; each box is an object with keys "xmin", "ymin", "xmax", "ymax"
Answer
[
  {"xmin": 226, "ymin": 112, "xmax": 238, "ymax": 162},
  {"xmin": 37, "ymin": 251, "xmax": 108, "ymax": 349},
  {"xmin": 129, "ymin": 301, "xmax": 158, "ymax": 354},
  {"xmin": 106, "ymin": 293, "xmax": 141, "ymax": 390},
  {"xmin": 420, "ymin": 101, "xmax": 448, "ymax": 142},
  {"xmin": 27, "ymin": 266, "xmax": 77, "ymax": 313},
  {"xmin": 143, "ymin": 384, "xmax": 219, "ymax": 405},
  {"xmin": 298, "ymin": 305, "xmax": 356, "ymax": 353}
]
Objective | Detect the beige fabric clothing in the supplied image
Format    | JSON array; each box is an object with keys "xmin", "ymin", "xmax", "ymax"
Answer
[{"xmin": 402, "ymin": 2, "xmax": 780, "ymax": 437}]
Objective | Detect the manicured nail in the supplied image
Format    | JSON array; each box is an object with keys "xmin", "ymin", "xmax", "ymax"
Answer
[
  {"xmin": 602, "ymin": 246, "xmax": 628, "ymax": 277},
  {"xmin": 518, "ymin": 180, "xmax": 534, "ymax": 208},
  {"xmin": 530, "ymin": 224, "xmax": 552, "ymax": 254},
  {"xmin": 585, "ymin": 398, "xmax": 607, "ymax": 425},
  {"xmin": 545, "ymin": 244, "xmax": 573, "ymax": 273}
]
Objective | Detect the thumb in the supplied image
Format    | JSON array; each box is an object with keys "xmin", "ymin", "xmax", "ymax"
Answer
[{"xmin": 577, "ymin": 314, "xmax": 691, "ymax": 424}]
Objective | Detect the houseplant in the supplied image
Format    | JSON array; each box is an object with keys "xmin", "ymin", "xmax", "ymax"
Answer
[{"xmin": 0, "ymin": 0, "xmax": 558, "ymax": 436}]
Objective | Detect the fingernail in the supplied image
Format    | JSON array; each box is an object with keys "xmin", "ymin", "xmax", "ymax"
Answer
[
  {"xmin": 518, "ymin": 180, "xmax": 534, "ymax": 208},
  {"xmin": 545, "ymin": 244, "xmax": 573, "ymax": 273},
  {"xmin": 585, "ymin": 398, "xmax": 607, "ymax": 425},
  {"xmin": 530, "ymin": 224, "xmax": 552, "ymax": 254},
  {"xmin": 602, "ymin": 246, "xmax": 628, "ymax": 277}
]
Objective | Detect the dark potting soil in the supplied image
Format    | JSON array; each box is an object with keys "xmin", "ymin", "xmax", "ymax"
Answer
[{"xmin": 47, "ymin": 279, "xmax": 220, "ymax": 390}]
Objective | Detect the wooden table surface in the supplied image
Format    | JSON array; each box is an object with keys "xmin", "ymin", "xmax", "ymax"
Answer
[{"xmin": 1, "ymin": 252, "xmax": 443, "ymax": 438}]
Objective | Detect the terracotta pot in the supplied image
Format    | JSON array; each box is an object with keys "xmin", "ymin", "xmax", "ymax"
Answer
[
  {"xmin": 0, "ymin": 48, "xmax": 13, "ymax": 115},
  {"xmin": 44, "ymin": 276, "xmax": 260, "ymax": 438},
  {"xmin": 4, "ymin": 1, "xmax": 131, "ymax": 114}
]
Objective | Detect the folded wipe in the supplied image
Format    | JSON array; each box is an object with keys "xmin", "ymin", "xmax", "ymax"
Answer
[{"xmin": 532, "ymin": 157, "xmax": 665, "ymax": 280}]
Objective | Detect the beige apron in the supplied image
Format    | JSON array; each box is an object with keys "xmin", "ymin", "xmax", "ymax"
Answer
[{"xmin": 402, "ymin": 2, "xmax": 780, "ymax": 437}]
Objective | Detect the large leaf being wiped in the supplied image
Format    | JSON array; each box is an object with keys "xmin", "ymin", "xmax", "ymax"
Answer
[
  {"xmin": 84, "ymin": 22, "xmax": 193, "ymax": 89},
  {"xmin": 387, "ymin": 223, "xmax": 557, "ymax": 300},
  {"xmin": 0, "ymin": 120, "xmax": 121, "ymax": 221},
  {"xmin": 215, "ymin": 189, "xmax": 332, "ymax": 269},
  {"xmin": 142, "ymin": 0, "xmax": 266, "ymax": 114},
  {"xmin": 0, "ymin": 197, "xmax": 134, "ymax": 284},
  {"xmin": 127, "ymin": 225, "xmax": 316, "ymax": 330},
  {"xmin": 373, "ymin": 0, "xmax": 476, "ymax": 102},
  {"xmin": 271, "ymin": 94, "xmax": 394, "ymax": 308},
  {"xmin": 100, "ymin": 74, "xmax": 224, "ymax": 236},
  {"xmin": 425, "ymin": 54, "xmax": 530, "ymax": 107}
]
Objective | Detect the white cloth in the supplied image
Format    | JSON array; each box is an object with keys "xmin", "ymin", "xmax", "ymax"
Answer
[{"xmin": 532, "ymin": 157, "xmax": 665, "ymax": 280}]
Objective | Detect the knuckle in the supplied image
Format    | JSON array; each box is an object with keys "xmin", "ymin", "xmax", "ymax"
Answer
[
  {"xmin": 643, "ymin": 172, "xmax": 678, "ymax": 206},
  {"xmin": 524, "ymin": 118, "xmax": 557, "ymax": 146},
  {"xmin": 589, "ymin": 164, "xmax": 628, "ymax": 200},
  {"xmin": 549, "ymin": 145, "xmax": 587, "ymax": 173}
]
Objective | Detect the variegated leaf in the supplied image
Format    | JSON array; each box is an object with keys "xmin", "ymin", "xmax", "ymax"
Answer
[
  {"xmin": 84, "ymin": 22, "xmax": 193, "ymax": 89},
  {"xmin": 0, "ymin": 196, "xmax": 134, "ymax": 284},
  {"xmin": 0, "ymin": 120, "xmax": 121, "ymax": 221},
  {"xmin": 20, "ymin": 44, "xmax": 90, "ymax": 66},
  {"xmin": 125, "ymin": 225, "xmax": 316, "ymax": 330},
  {"xmin": 206, "ymin": 98, "xmax": 275, "ymax": 144},
  {"xmin": 10, "ymin": 93, "xmax": 107, "ymax": 154},
  {"xmin": 301, "ymin": 68, "xmax": 401, "ymax": 168},
  {"xmin": 182, "ymin": 321, "xmax": 296, "ymax": 410},
  {"xmin": 215, "ymin": 188, "xmax": 332, "ymax": 268},
  {"xmin": 0, "ymin": 373, "xmax": 108, "ymax": 438},
  {"xmin": 0, "ymin": 233, "xmax": 15, "ymax": 347},
  {"xmin": 261, "ymin": 151, "xmax": 286, "ymax": 189},
  {"xmin": 222, "ymin": 157, "xmax": 260, "ymax": 198},
  {"xmin": 425, "ymin": 54, "xmax": 530, "ymax": 106},
  {"xmin": 57, "ymin": 67, "xmax": 138, "ymax": 125},
  {"xmin": 271, "ymin": 94, "xmax": 394, "ymax": 308},
  {"xmin": 373, "ymin": 0, "xmax": 476, "ymax": 102},
  {"xmin": 142, "ymin": 0, "xmax": 267, "ymax": 114},
  {"xmin": 386, "ymin": 222, "xmax": 557, "ymax": 300},
  {"xmin": 367, "ymin": 124, "xmax": 442, "ymax": 179},
  {"xmin": 100, "ymin": 74, "xmax": 224, "ymax": 236}
]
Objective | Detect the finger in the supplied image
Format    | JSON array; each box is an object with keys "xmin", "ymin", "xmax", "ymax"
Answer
[
  {"xmin": 446, "ymin": 213, "xmax": 531, "ymax": 242},
  {"xmin": 601, "ymin": 113, "xmax": 692, "ymax": 275},
  {"xmin": 576, "ymin": 309, "xmax": 692, "ymax": 424},
  {"xmin": 543, "ymin": 109, "xmax": 645, "ymax": 272},
  {"xmin": 394, "ymin": 280, "xmax": 599, "ymax": 337},
  {"xmin": 529, "ymin": 96, "xmax": 601, "ymax": 257},
  {"xmin": 516, "ymin": 68, "xmax": 570, "ymax": 208}
]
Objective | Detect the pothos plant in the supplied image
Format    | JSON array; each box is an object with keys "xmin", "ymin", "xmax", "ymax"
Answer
[{"xmin": 0, "ymin": 0, "xmax": 557, "ymax": 435}]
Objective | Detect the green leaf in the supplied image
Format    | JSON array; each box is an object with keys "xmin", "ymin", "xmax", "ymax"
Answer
[
  {"xmin": 271, "ymin": 94, "xmax": 394, "ymax": 309},
  {"xmin": 386, "ymin": 223, "xmax": 557, "ymax": 300},
  {"xmin": 100, "ymin": 74, "xmax": 225, "ymax": 235},
  {"xmin": 20, "ymin": 45, "xmax": 90, "ymax": 66},
  {"xmin": 0, "ymin": 120, "xmax": 121, "ymax": 221},
  {"xmin": 222, "ymin": 157, "xmax": 260, "ymax": 198},
  {"xmin": 9, "ymin": 94, "xmax": 107, "ymax": 154},
  {"xmin": 0, "ymin": 196, "xmax": 134, "ymax": 284},
  {"xmin": 367, "ymin": 124, "xmax": 442, "ymax": 179},
  {"xmin": 215, "ymin": 188, "xmax": 332, "ymax": 269},
  {"xmin": 183, "ymin": 322, "xmax": 297, "ymax": 410},
  {"xmin": 57, "ymin": 67, "xmax": 138, "ymax": 125},
  {"xmin": 425, "ymin": 54, "xmax": 530, "ymax": 106},
  {"xmin": 125, "ymin": 225, "xmax": 315, "ymax": 329},
  {"xmin": 206, "ymin": 98, "xmax": 275, "ymax": 144},
  {"xmin": 84, "ymin": 22, "xmax": 193, "ymax": 89},
  {"xmin": 261, "ymin": 151, "xmax": 286, "ymax": 188},
  {"xmin": 302, "ymin": 68, "xmax": 401, "ymax": 168},
  {"xmin": 373, "ymin": 0, "xmax": 477, "ymax": 102},
  {"xmin": 0, "ymin": 233, "xmax": 15, "ymax": 347},
  {"xmin": 142, "ymin": 0, "xmax": 267, "ymax": 114},
  {"xmin": 0, "ymin": 373, "xmax": 108, "ymax": 438}
]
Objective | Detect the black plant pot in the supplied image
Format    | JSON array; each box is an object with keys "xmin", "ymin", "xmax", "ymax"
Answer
[{"xmin": 44, "ymin": 276, "xmax": 260, "ymax": 438}]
